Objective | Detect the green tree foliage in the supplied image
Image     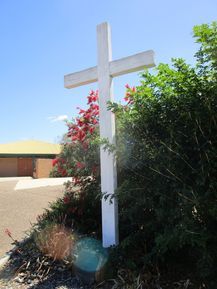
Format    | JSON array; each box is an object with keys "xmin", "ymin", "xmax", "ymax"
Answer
[{"xmin": 109, "ymin": 21, "xmax": 217, "ymax": 285}]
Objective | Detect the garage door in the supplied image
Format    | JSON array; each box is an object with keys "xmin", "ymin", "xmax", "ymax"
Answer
[
  {"xmin": 17, "ymin": 158, "xmax": 33, "ymax": 177},
  {"xmin": 0, "ymin": 158, "xmax": 18, "ymax": 177}
]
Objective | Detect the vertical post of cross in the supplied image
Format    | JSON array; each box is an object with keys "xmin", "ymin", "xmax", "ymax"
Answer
[
  {"xmin": 64, "ymin": 21, "xmax": 155, "ymax": 248},
  {"xmin": 97, "ymin": 22, "xmax": 119, "ymax": 247}
]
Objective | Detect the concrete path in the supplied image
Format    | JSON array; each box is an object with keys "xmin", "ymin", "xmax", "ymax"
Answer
[
  {"xmin": 0, "ymin": 177, "xmax": 32, "ymax": 183},
  {"xmin": 0, "ymin": 179, "xmax": 68, "ymax": 257},
  {"xmin": 14, "ymin": 177, "xmax": 72, "ymax": 190}
]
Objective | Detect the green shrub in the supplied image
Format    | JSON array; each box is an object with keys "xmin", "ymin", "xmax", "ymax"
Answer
[{"xmin": 109, "ymin": 22, "xmax": 217, "ymax": 286}]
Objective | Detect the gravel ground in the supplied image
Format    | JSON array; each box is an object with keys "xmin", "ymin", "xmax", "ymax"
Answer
[
  {"xmin": 0, "ymin": 239, "xmax": 93, "ymax": 289},
  {"xmin": 0, "ymin": 271, "xmax": 87, "ymax": 289}
]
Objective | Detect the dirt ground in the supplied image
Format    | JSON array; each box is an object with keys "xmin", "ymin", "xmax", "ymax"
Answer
[{"xmin": 0, "ymin": 180, "xmax": 65, "ymax": 257}]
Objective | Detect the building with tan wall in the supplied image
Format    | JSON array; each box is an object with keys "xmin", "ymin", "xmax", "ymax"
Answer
[{"xmin": 0, "ymin": 140, "xmax": 61, "ymax": 178}]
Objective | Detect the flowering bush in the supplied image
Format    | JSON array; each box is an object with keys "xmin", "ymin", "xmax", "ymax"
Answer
[
  {"xmin": 50, "ymin": 90, "xmax": 100, "ymax": 179},
  {"xmin": 41, "ymin": 90, "xmax": 101, "ymax": 235}
]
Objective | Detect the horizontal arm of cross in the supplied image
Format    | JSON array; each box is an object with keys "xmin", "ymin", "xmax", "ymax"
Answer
[
  {"xmin": 64, "ymin": 50, "xmax": 155, "ymax": 89},
  {"xmin": 110, "ymin": 50, "xmax": 154, "ymax": 77},
  {"xmin": 64, "ymin": 66, "xmax": 97, "ymax": 89}
]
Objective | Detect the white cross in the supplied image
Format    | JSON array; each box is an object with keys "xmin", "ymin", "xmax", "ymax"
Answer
[{"xmin": 64, "ymin": 22, "xmax": 155, "ymax": 248}]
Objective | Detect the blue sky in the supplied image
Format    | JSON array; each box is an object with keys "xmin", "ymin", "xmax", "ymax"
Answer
[{"xmin": 0, "ymin": 0, "xmax": 216, "ymax": 144}]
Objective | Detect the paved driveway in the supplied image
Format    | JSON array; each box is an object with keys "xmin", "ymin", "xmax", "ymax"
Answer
[{"xmin": 0, "ymin": 179, "xmax": 66, "ymax": 257}]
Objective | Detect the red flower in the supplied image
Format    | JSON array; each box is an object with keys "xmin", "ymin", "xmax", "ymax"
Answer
[
  {"xmin": 5, "ymin": 228, "xmax": 12, "ymax": 238},
  {"xmin": 90, "ymin": 104, "xmax": 99, "ymax": 110},
  {"xmin": 77, "ymin": 130, "xmax": 86, "ymax": 142},
  {"xmin": 63, "ymin": 196, "xmax": 70, "ymax": 204},
  {"xmin": 61, "ymin": 169, "xmax": 67, "ymax": 177},
  {"xmin": 89, "ymin": 126, "xmax": 95, "ymax": 134},
  {"xmin": 82, "ymin": 125, "xmax": 89, "ymax": 132},
  {"xmin": 72, "ymin": 135, "xmax": 78, "ymax": 141},
  {"xmin": 77, "ymin": 119, "xmax": 84, "ymax": 127},
  {"xmin": 76, "ymin": 162, "xmax": 85, "ymax": 169},
  {"xmin": 84, "ymin": 112, "xmax": 91, "ymax": 120},
  {"xmin": 125, "ymin": 84, "xmax": 130, "ymax": 89},
  {"xmin": 78, "ymin": 108, "xmax": 85, "ymax": 114},
  {"xmin": 57, "ymin": 166, "xmax": 62, "ymax": 173},
  {"xmin": 52, "ymin": 158, "xmax": 58, "ymax": 166},
  {"xmin": 92, "ymin": 118, "xmax": 98, "ymax": 125},
  {"xmin": 124, "ymin": 91, "xmax": 134, "ymax": 104},
  {"xmin": 87, "ymin": 96, "xmax": 93, "ymax": 104},
  {"xmin": 87, "ymin": 92, "xmax": 98, "ymax": 104}
]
